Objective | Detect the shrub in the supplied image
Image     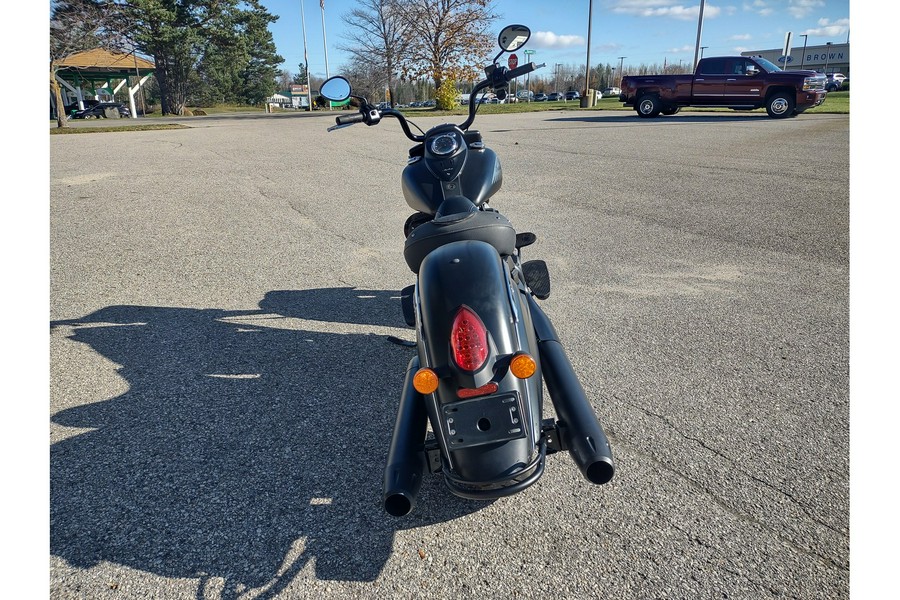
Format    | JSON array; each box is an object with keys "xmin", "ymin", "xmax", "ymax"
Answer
[{"xmin": 435, "ymin": 79, "xmax": 458, "ymax": 111}]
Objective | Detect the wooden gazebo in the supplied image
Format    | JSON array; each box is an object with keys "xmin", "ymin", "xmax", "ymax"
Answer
[{"xmin": 53, "ymin": 48, "xmax": 155, "ymax": 119}]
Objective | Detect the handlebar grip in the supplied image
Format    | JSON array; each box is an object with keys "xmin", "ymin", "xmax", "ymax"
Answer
[
  {"xmin": 506, "ymin": 62, "xmax": 538, "ymax": 80},
  {"xmin": 336, "ymin": 113, "xmax": 365, "ymax": 126}
]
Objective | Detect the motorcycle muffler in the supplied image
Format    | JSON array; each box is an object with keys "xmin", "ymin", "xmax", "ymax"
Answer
[
  {"xmin": 526, "ymin": 295, "xmax": 615, "ymax": 485},
  {"xmin": 383, "ymin": 356, "xmax": 429, "ymax": 517}
]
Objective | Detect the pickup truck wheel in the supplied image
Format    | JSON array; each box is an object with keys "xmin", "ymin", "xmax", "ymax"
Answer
[
  {"xmin": 661, "ymin": 106, "xmax": 681, "ymax": 115},
  {"xmin": 766, "ymin": 92, "xmax": 795, "ymax": 118},
  {"xmin": 636, "ymin": 94, "xmax": 661, "ymax": 118}
]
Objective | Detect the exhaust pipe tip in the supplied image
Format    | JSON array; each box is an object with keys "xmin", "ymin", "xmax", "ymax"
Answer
[
  {"xmin": 384, "ymin": 492, "xmax": 415, "ymax": 517},
  {"xmin": 585, "ymin": 457, "xmax": 615, "ymax": 485},
  {"xmin": 383, "ymin": 461, "xmax": 423, "ymax": 516}
]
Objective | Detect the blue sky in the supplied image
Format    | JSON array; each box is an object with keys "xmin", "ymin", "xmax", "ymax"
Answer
[{"xmin": 259, "ymin": 0, "xmax": 850, "ymax": 78}]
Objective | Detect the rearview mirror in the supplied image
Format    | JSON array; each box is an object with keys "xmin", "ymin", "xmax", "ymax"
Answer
[
  {"xmin": 320, "ymin": 76, "xmax": 351, "ymax": 102},
  {"xmin": 498, "ymin": 25, "xmax": 530, "ymax": 52}
]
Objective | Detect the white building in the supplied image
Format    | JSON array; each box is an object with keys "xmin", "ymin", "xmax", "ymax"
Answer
[{"xmin": 741, "ymin": 42, "xmax": 849, "ymax": 78}]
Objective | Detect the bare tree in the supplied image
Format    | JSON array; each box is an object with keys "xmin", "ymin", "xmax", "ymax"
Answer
[
  {"xmin": 339, "ymin": 55, "xmax": 389, "ymax": 104},
  {"xmin": 339, "ymin": 0, "xmax": 411, "ymax": 108},
  {"xmin": 50, "ymin": 0, "xmax": 127, "ymax": 128},
  {"xmin": 277, "ymin": 69, "xmax": 293, "ymax": 91},
  {"xmin": 395, "ymin": 0, "xmax": 498, "ymax": 96}
]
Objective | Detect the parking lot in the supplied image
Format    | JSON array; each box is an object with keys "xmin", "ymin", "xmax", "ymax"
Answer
[{"xmin": 50, "ymin": 109, "xmax": 849, "ymax": 599}]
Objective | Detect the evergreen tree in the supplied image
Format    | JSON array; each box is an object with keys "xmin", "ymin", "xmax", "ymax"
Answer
[
  {"xmin": 115, "ymin": 0, "xmax": 282, "ymax": 114},
  {"xmin": 293, "ymin": 62, "xmax": 309, "ymax": 85}
]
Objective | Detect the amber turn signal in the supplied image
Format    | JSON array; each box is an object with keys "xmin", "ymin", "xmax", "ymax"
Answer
[
  {"xmin": 510, "ymin": 353, "xmax": 536, "ymax": 379},
  {"xmin": 413, "ymin": 368, "xmax": 439, "ymax": 394}
]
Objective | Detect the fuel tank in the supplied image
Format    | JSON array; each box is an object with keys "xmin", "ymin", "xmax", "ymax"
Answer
[{"xmin": 402, "ymin": 145, "xmax": 502, "ymax": 214}]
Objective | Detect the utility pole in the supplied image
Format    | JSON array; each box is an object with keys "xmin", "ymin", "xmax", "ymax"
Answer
[
  {"xmin": 582, "ymin": 0, "xmax": 593, "ymax": 107},
  {"xmin": 617, "ymin": 56, "xmax": 626, "ymax": 86},
  {"xmin": 799, "ymin": 34, "xmax": 809, "ymax": 70},
  {"xmin": 692, "ymin": 0, "xmax": 706, "ymax": 70}
]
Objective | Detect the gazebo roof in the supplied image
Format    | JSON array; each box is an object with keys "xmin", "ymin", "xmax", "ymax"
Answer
[{"xmin": 55, "ymin": 48, "xmax": 155, "ymax": 72}]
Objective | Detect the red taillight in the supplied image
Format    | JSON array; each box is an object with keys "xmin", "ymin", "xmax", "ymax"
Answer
[{"xmin": 450, "ymin": 306, "xmax": 489, "ymax": 371}]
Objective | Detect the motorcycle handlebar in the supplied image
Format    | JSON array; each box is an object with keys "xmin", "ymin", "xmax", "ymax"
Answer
[
  {"xmin": 506, "ymin": 61, "xmax": 540, "ymax": 81},
  {"xmin": 331, "ymin": 60, "xmax": 545, "ymax": 137},
  {"xmin": 335, "ymin": 113, "xmax": 365, "ymax": 126}
]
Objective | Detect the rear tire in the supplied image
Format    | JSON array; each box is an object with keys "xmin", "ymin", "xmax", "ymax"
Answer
[
  {"xmin": 766, "ymin": 92, "xmax": 795, "ymax": 118},
  {"xmin": 661, "ymin": 106, "xmax": 681, "ymax": 116},
  {"xmin": 636, "ymin": 94, "xmax": 661, "ymax": 118}
]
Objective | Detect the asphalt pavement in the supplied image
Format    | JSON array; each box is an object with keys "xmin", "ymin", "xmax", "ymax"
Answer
[{"xmin": 50, "ymin": 108, "xmax": 849, "ymax": 599}]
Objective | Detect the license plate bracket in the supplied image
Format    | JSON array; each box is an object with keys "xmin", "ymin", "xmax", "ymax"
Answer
[{"xmin": 441, "ymin": 393, "xmax": 526, "ymax": 450}]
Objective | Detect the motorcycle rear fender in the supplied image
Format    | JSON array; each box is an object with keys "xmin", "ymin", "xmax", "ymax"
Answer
[{"xmin": 416, "ymin": 240, "xmax": 543, "ymax": 461}]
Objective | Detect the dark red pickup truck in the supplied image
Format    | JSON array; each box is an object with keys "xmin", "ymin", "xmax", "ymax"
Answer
[{"xmin": 620, "ymin": 56, "xmax": 827, "ymax": 118}]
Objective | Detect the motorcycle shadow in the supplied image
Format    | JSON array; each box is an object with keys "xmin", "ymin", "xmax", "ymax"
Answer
[{"xmin": 50, "ymin": 288, "xmax": 487, "ymax": 595}]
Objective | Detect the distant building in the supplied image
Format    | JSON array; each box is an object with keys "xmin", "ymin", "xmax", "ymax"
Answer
[
  {"xmin": 52, "ymin": 48, "xmax": 156, "ymax": 118},
  {"xmin": 266, "ymin": 90, "xmax": 309, "ymax": 109},
  {"xmin": 289, "ymin": 85, "xmax": 310, "ymax": 108},
  {"xmin": 741, "ymin": 42, "xmax": 849, "ymax": 78}
]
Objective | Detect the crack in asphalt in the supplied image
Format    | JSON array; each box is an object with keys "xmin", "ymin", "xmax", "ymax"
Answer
[
  {"xmin": 605, "ymin": 425, "xmax": 849, "ymax": 574},
  {"xmin": 622, "ymin": 397, "xmax": 848, "ymax": 539}
]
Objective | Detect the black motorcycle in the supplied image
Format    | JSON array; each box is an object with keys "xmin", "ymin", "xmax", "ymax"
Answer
[{"xmin": 319, "ymin": 25, "xmax": 614, "ymax": 517}]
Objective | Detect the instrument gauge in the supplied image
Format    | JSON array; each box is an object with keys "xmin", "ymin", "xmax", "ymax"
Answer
[{"xmin": 429, "ymin": 133, "xmax": 459, "ymax": 156}]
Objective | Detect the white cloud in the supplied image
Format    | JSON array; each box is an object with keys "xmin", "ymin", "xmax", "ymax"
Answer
[
  {"xmin": 530, "ymin": 31, "xmax": 586, "ymax": 49},
  {"xmin": 803, "ymin": 18, "xmax": 850, "ymax": 37},
  {"xmin": 730, "ymin": 33, "xmax": 753, "ymax": 40},
  {"xmin": 743, "ymin": 1, "xmax": 773, "ymax": 17},
  {"xmin": 610, "ymin": 1, "xmax": 722, "ymax": 21},
  {"xmin": 611, "ymin": 0, "xmax": 681, "ymax": 8},
  {"xmin": 788, "ymin": 0, "xmax": 825, "ymax": 19},
  {"xmin": 593, "ymin": 42, "xmax": 625, "ymax": 53},
  {"xmin": 667, "ymin": 45, "xmax": 694, "ymax": 53}
]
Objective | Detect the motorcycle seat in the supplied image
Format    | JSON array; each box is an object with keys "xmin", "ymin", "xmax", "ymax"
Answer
[{"xmin": 403, "ymin": 208, "xmax": 516, "ymax": 273}]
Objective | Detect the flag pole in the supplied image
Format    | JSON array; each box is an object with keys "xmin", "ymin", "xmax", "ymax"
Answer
[
  {"xmin": 299, "ymin": 0, "xmax": 313, "ymax": 111},
  {"xmin": 320, "ymin": 0, "xmax": 330, "ymax": 79}
]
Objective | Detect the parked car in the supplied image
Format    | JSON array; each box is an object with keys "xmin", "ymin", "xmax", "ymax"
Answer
[
  {"xmin": 825, "ymin": 73, "xmax": 847, "ymax": 92},
  {"xmin": 533, "ymin": 93, "xmax": 547, "ymax": 102},
  {"xmin": 516, "ymin": 90, "xmax": 534, "ymax": 101},
  {"xmin": 602, "ymin": 86, "xmax": 622, "ymax": 97},
  {"xmin": 547, "ymin": 92, "xmax": 563, "ymax": 101},
  {"xmin": 71, "ymin": 102, "xmax": 131, "ymax": 119},
  {"xmin": 564, "ymin": 90, "xmax": 580, "ymax": 101}
]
